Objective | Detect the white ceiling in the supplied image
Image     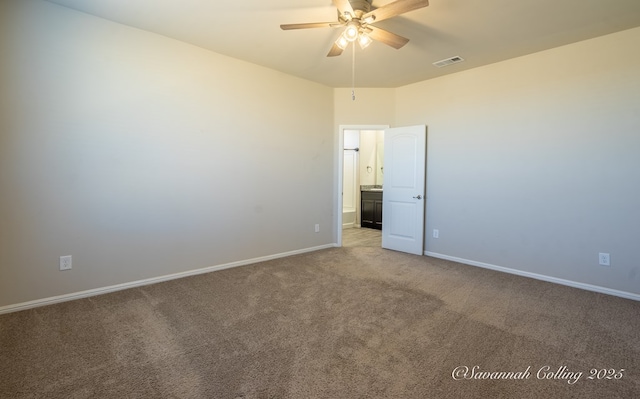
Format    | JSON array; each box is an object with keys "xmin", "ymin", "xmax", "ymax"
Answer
[{"xmin": 46, "ymin": 0, "xmax": 640, "ymax": 88}]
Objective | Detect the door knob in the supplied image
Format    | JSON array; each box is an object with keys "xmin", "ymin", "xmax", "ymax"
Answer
[{"xmin": 413, "ymin": 195, "xmax": 422, "ymax": 199}]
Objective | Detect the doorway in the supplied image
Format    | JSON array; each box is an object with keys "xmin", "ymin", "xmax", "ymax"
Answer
[
  {"xmin": 337, "ymin": 125, "xmax": 388, "ymax": 247},
  {"xmin": 342, "ymin": 227, "xmax": 382, "ymax": 247}
]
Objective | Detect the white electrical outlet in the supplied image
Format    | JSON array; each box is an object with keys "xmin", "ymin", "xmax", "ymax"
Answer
[
  {"xmin": 598, "ymin": 253, "xmax": 610, "ymax": 266},
  {"xmin": 433, "ymin": 229, "xmax": 439, "ymax": 239},
  {"xmin": 315, "ymin": 224, "xmax": 320, "ymax": 233},
  {"xmin": 60, "ymin": 255, "xmax": 72, "ymax": 271}
]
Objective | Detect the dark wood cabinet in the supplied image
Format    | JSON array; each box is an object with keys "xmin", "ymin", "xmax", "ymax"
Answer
[{"xmin": 361, "ymin": 191, "xmax": 383, "ymax": 230}]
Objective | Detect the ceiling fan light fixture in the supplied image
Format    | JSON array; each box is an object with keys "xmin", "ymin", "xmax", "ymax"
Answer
[
  {"xmin": 344, "ymin": 22, "xmax": 359, "ymax": 42},
  {"xmin": 358, "ymin": 33, "xmax": 372, "ymax": 49},
  {"xmin": 336, "ymin": 34, "xmax": 350, "ymax": 50}
]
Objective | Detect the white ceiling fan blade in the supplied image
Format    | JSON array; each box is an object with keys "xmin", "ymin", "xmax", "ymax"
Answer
[
  {"xmin": 280, "ymin": 22, "xmax": 341, "ymax": 30},
  {"xmin": 333, "ymin": 0, "xmax": 354, "ymax": 16},
  {"xmin": 363, "ymin": 0, "xmax": 429, "ymax": 23},
  {"xmin": 368, "ymin": 26, "xmax": 410, "ymax": 49},
  {"xmin": 327, "ymin": 42, "xmax": 346, "ymax": 57}
]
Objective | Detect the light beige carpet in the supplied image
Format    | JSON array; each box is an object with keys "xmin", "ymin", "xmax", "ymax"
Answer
[{"xmin": 1, "ymin": 246, "xmax": 638, "ymax": 398}]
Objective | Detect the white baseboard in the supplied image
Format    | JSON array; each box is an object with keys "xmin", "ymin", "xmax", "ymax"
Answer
[
  {"xmin": 425, "ymin": 251, "xmax": 640, "ymax": 302},
  {"xmin": 0, "ymin": 244, "xmax": 335, "ymax": 315}
]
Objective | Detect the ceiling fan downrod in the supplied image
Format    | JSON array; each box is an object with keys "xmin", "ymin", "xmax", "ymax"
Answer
[{"xmin": 352, "ymin": 41, "xmax": 356, "ymax": 101}]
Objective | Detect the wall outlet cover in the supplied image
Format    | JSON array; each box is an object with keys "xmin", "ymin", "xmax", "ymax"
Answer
[
  {"xmin": 60, "ymin": 255, "xmax": 72, "ymax": 271},
  {"xmin": 598, "ymin": 253, "xmax": 610, "ymax": 266}
]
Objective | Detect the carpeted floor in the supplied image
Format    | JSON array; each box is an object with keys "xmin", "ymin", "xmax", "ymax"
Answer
[{"xmin": 1, "ymin": 245, "xmax": 638, "ymax": 398}]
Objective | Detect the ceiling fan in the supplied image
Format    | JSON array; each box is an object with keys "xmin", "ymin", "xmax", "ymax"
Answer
[{"xmin": 280, "ymin": 0, "xmax": 429, "ymax": 57}]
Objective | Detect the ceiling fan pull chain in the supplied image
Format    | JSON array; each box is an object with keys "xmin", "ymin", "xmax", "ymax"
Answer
[{"xmin": 352, "ymin": 41, "xmax": 356, "ymax": 101}]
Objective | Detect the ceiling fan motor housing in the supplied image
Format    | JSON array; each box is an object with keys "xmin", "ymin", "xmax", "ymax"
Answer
[{"xmin": 348, "ymin": 0, "xmax": 372, "ymax": 19}]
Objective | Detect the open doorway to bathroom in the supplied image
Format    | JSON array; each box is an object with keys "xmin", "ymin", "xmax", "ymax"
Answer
[{"xmin": 340, "ymin": 127, "xmax": 385, "ymax": 247}]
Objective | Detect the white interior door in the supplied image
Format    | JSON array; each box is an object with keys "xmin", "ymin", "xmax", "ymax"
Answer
[{"xmin": 382, "ymin": 125, "xmax": 426, "ymax": 255}]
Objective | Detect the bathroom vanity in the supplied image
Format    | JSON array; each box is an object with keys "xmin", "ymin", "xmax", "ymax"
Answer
[{"xmin": 361, "ymin": 186, "xmax": 383, "ymax": 230}]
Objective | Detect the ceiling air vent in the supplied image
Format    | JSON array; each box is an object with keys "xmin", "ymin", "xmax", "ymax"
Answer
[{"xmin": 432, "ymin": 56, "xmax": 464, "ymax": 68}]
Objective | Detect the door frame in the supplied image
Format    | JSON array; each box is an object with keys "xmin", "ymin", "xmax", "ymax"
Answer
[{"xmin": 336, "ymin": 124, "xmax": 389, "ymax": 247}]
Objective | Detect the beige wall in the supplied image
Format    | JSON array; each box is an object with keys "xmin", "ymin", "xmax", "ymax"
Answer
[
  {"xmin": 396, "ymin": 27, "xmax": 640, "ymax": 296},
  {"xmin": 333, "ymin": 88, "xmax": 395, "ymax": 127},
  {"xmin": 0, "ymin": 0, "xmax": 335, "ymax": 307},
  {"xmin": 2, "ymin": 1, "xmax": 638, "ymax": 309}
]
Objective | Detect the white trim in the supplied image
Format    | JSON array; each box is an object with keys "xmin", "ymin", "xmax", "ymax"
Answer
[
  {"xmin": 425, "ymin": 251, "xmax": 640, "ymax": 302},
  {"xmin": 0, "ymin": 244, "xmax": 335, "ymax": 315}
]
